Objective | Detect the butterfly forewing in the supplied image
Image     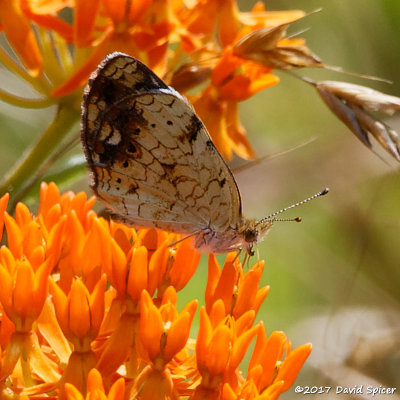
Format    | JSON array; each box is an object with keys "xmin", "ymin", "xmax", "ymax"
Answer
[{"xmin": 81, "ymin": 52, "xmax": 243, "ymax": 234}]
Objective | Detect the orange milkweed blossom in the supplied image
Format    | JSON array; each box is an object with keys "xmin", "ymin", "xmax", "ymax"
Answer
[
  {"xmin": 0, "ymin": 182, "xmax": 311, "ymax": 399},
  {"xmin": 65, "ymin": 368, "xmax": 125, "ymax": 400},
  {"xmin": 0, "ymin": 0, "xmax": 312, "ymax": 206}
]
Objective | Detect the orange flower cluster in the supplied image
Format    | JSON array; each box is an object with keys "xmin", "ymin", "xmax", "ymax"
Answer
[
  {"xmin": 0, "ymin": 0, "xmax": 306, "ymax": 159},
  {"xmin": 0, "ymin": 182, "xmax": 311, "ymax": 399}
]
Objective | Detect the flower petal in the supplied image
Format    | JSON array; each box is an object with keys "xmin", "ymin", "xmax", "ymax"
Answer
[{"xmin": 0, "ymin": 0, "xmax": 42, "ymax": 76}]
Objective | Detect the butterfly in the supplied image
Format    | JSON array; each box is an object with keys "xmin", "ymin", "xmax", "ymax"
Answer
[{"xmin": 81, "ymin": 52, "xmax": 327, "ymax": 255}]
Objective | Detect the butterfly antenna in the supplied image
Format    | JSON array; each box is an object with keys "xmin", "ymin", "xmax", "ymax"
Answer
[{"xmin": 258, "ymin": 188, "xmax": 329, "ymax": 224}]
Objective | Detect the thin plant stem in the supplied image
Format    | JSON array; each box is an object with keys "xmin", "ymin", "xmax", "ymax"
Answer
[
  {"xmin": 0, "ymin": 88, "xmax": 56, "ymax": 108},
  {"xmin": 0, "ymin": 103, "xmax": 80, "ymax": 208}
]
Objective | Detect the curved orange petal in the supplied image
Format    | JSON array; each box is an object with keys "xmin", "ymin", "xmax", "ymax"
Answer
[
  {"xmin": 161, "ymin": 285, "xmax": 177, "ymax": 308},
  {"xmin": 49, "ymin": 278, "xmax": 69, "ymax": 333},
  {"xmin": 0, "ymin": 0, "xmax": 42, "ymax": 76},
  {"xmin": 70, "ymin": 191, "xmax": 92, "ymax": 221},
  {"xmin": 24, "ymin": 0, "xmax": 72, "ymax": 14},
  {"xmin": 42, "ymin": 203, "xmax": 62, "ymax": 230},
  {"xmin": 0, "ymin": 246, "xmax": 16, "ymax": 272},
  {"xmin": 82, "ymin": 218, "xmax": 108, "ymax": 276},
  {"xmin": 89, "ymin": 275, "xmax": 107, "ymax": 334},
  {"xmin": 196, "ymin": 307, "xmax": 212, "ymax": 368},
  {"xmin": 4, "ymin": 213, "xmax": 23, "ymax": 259},
  {"xmin": 74, "ymin": 0, "xmax": 101, "ymax": 47},
  {"xmin": 46, "ymin": 215, "xmax": 67, "ymax": 265},
  {"xmin": 64, "ymin": 383, "xmax": 85, "ymax": 400},
  {"xmin": 127, "ymin": 246, "xmax": 148, "ymax": 302},
  {"xmin": 128, "ymin": 0, "xmax": 153, "ymax": 23},
  {"xmin": 222, "ymin": 382, "xmax": 237, "ymax": 400},
  {"xmin": 212, "ymin": 258, "xmax": 237, "ymax": 313},
  {"xmin": 37, "ymin": 298, "xmax": 71, "ymax": 364},
  {"xmin": 0, "ymin": 192, "xmax": 9, "ymax": 242},
  {"xmin": 259, "ymin": 331, "xmax": 287, "ymax": 388},
  {"xmin": 169, "ymin": 240, "xmax": 200, "ymax": 291},
  {"xmin": 235, "ymin": 310, "xmax": 255, "ymax": 336},
  {"xmin": 106, "ymin": 238, "xmax": 126, "ymax": 295},
  {"xmin": 207, "ymin": 325, "xmax": 231, "ymax": 376},
  {"xmin": 218, "ymin": 0, "xmax": 240, "ymax": 47},
  {"xmin": 108, "ymin": 376, "xmax": 126, "ymax": 400},
  {"xmin": 208, "ymin": 299, "xmax": 227, "ymax": 327},
  {"xmin": 69, "ymin": 280, "xmax": 91, "ymax": 340},
  {"xmin": 21, "ymin": 0, "xmax": 73, "ymax": 41},
  {"xmin": 224, "ymin": 100, "xmax": 255, "ymax": 159},
  {"xmin": 102, "ymin": 0, "xmax": 126, "ymax": 24},
  {"xmin": 252, "ymin": 286, "xmax": 270, "ymax": 316},
  {"xmin": 28, "ymin": 245, "xmax": 45, "ymax": 270},
  {"xmin": 229, "ymin": 325, "xmax": 258, "ymax": 370},
  {"xmin": 164, "ymin": 299, "xmax": 197, "ymax": 361},
  {"xmin": 276, "ymin": 343, "xmax": 312, "ymax": 391},
  {"xmin": 107, "ymin": 238, "xmax": 127, "ymax": 295},
  {"xmin": 38, "ymin": 182, "xmax": 61, "ymax": 218},
  {"xmin": 23, "ymin": 221, "xmax": 43, "ymax": 261},
  {"xmin": 163, "ymin": 312, "xmax": 191, "ymax": 362},
  {"xmin": 212, "ymin": 48, "xmax": 243, "ymax": 88},
  {"xmin": 248, "ymin": 322, "xmax": 267, "ymax": 370},
  {"xmin": 148, "ymin": 242, "xmax": 169, "ymax": 295},
  {"xmin": 0, "ymin": 265, "xmax": 13, "ymax": 318},
  {"xmin": 86, "ymin": 368, "xmax": 105, "ymax": 393},
  {"xmin": 140, "ymin": 291, "xmax": 163, "ymax": 361},
  {"xmin": 15, "ymin": 202, "xmax": 32, "ymax": 227},
  {"xmin": 32, "ymin": 256, "xmax": 53, "ymax": 317},
  {"xmin": 193, "ymin": 88, "xmax": 232, "ymax": 160},
  {"xmin": 218, "ymin": 71, "xmax": 278, "ymax": 101},
  {"xmin": 13, "ymin": 260, "xmax": 35, "ymax": 321},
  {"xmin": 234, "ymin": 261, "xmax": 264, "ymax": 317},
  {"xmin": 261, "ymin": 380, "xmax": 285, "ymax": 399},
  {"xmin": 182, "ymin": 0, "xmax": 219, "ymax": 36}
]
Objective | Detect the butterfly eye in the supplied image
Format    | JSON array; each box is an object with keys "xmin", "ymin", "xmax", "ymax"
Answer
[{"xmin": 244, "ymin": 228, "xmax": 258, "ymax": 243}]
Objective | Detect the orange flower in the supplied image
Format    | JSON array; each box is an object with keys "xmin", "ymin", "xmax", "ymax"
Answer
[
  {"xmin": 94, "ymin": 234, "xmax": 199, "ymax": 377},
  {"xmin": 0, "ymin": 251, "xmax": 53, "ymax": 331},
  {"xmin": 132, "ymin": 288, "xmax": 197, "ymax": 400},
  {"xmin": 205, "ymin": 253, "xmax": 269, "ymax": 319},
  {"xmin": 0, "ymin": 182, "xmax": 311, "ymax": 398},
  {"xmin": 193, "ymin": 305, "xmax": 259, "ymax": 400},
  {"xmin": 51, "ymin": 0, "xmax": 169, "ymax": 97},
  {"xmin": 180, "ymin": 1, "xmax": 306, "ymax": 159},
  {"xmin": 50, "ymin": 276, "xmax": 107, "ymax": 348},
  {"xmin": 0, "ymin": 0, "xmax": 42, "ymax": 76},
  {"xmin": 241, "ymin": 324, "xmax": 312, "ymax": 397},
  {"xmin": 0, "ymin": 252, "xmax": 57, "ymax": 383},
  {"xmin": 139, "ymin": 288, "xmax": 197, "ymax": 367},
  {"xmin": 65, "ymin": 368, "xmax": 125, "ymax": 400},
  {"xmin": 220, "ymin": 324, "xmax": 312, "ymax": 400},
  {"xmin": 50, "ymin": 276, "xmax": 107, "ymax": 395}
]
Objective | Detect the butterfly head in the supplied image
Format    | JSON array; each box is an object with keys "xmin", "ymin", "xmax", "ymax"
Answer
[
  {"xmin": 240, "ymin": 219, "xmax": 274, "ymax": 256},
  {"xmin": 241, "ymin": 188, "xmax": 329, "ymax": 255}
]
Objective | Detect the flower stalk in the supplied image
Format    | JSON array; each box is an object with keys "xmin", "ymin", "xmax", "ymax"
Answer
[{"xmin": 0, "ymin": 104, "xmax": 80, "ymax": 209}]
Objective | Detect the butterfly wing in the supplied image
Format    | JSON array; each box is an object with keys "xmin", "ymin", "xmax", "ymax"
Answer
[{"xmin": 81, "ymin": 52, "xmax": 243, "ymax": 234}]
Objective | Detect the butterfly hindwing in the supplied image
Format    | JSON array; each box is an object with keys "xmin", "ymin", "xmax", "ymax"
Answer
[{"xmin": 81, "ymin": 52, "xmax": 243, "ymax": 234}]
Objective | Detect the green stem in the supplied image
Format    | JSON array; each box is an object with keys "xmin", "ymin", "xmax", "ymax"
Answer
[
  {"xmin": 0, "ymin": 88, "xmax": 56, "ymax": 108},
  {"xmin": 0, "ymin": 104, "xmax": 80, "ymax": 208}
]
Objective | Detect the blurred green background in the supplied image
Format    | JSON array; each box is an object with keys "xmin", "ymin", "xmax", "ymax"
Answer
[
  {"xmin": 238, "ymin": 0, "xmax": 400, "ymax": 395},
  {"xmin": 1, "ymin": 0, "xmax": 400, "ymax": 397}
]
